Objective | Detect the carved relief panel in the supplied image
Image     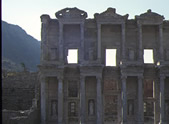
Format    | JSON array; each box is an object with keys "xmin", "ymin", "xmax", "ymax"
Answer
[
  {"xmin": 68, "ymin": 81, "xmax": 78, "ymax": 98},
  {"xmin": 104, "ymin": 95, "xmax": 118, "ymax": 122},
  {"xmin": 104, "ymin": 79, "xmax": 118, "ymax": 91}
]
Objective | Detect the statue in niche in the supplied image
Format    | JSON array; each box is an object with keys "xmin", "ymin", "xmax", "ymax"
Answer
[
  {"xmin": 129, "ymin": 49, "xmax": 135, "ymax": 60},
  {"xmin": 89, "ymin": 48, "xmax": 94, "ymax": 61},
  {"xmin": 51, "ymin": 100, "xmax": 57, "ymax": 116},
  {"xmin": 129, "ymin": 103, "xmax": 133, "ymax": 115},
  {"xmin": 128, "ymin": 100, "xmax": 134, "ymax": 115},
  {"xmin": 88, "ymin": 99, "xmax": 95, "ymax": 116},
  {"xmin": 165, "ymin": 101, "xmax": 169, "ymax": 115}
]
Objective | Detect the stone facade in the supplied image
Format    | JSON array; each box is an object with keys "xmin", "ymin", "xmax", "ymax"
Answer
[{"xmin": 39, "ymin": 7, "xmax": 169, "ymax": 124}]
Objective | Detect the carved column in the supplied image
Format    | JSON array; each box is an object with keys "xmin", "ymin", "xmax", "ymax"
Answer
[
  {"xmin": 137, "ymin": 76, "xmax": 144, "ymax": 124},
  {"xmin": 121, "ymin": 75, "xmax": 127, "ymax": 124},
  {"xmin": 40, "ymin": 76, "xmax": 46, "ymax": 124},
  {"xmin": 59, "ymin": 22, "xmax": 63, "ymax": 62},
  {"xmin": 41, "ymin": 15, "xmax": 50, "ymax": 61},
  {"xmin": 122, "ymin": 23, "xmax": 126, "ymax": 61},
  {"xmin": 96, "ymin": 76, "xmax": 103, "ymax": 124},
  {"xmin": 80, "ymin": 76, "xmax": 86, "ymax": 124},
  {"xmin": 138, "ymin": 23, "xmax": 143, "ymax": 61},
  {"xmin": 159, "ymin": 24, "xmax": 164, "ymax": 61},
  {"xmin": 155, "ymin": 78, "xmax": 160, "ymax": 123},
  {"xmin": 97, "ymin": 23, "xmax": 101, "ymax": 62},
  {"xmin": 160, "ymin": 76, "xmax": 165, "ymax": 124},
  {"xmin": 80, "ymin": 23, "xmax": 85, "ymax": 63},
  {"xmin": 58, "ymin": 77, "xmax": 63, "ymax": 124}
]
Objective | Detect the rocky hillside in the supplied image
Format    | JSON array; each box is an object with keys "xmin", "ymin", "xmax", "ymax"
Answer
[{"xmin": 2, "ymin": 21, "xmax": 41, "ymax": 72}]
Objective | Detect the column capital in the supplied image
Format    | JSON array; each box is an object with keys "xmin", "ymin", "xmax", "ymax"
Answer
[
  {"xmin": 121, "ymin": 75, "xmax": 127, "ymax": 80},
  {"xmin": 138, "ymin": 75, "xmax": 144, "ymax": 80},
  {"xmin": 137, "ymin": 22, "xmax": 142, "ymax": 27},
  {"xmin": 160, "ymin": 75, "xmax": 165, "ymax": 80},
  {"xmin": 80, "ymin": 75, "xmax": 85, "ymax": 80},
  {"xmin": 40, "ymin": 75, "xmax": 46, "ymax": 81},
  {"xmin": 121, "ymin": 23, "xmax": 126, "ymax": 28},
  {"xmin": 96, "ymin": 75, "xmax": 102, "ymax": 80},
  {"xmin": 80, "ymin": 22, "xmax": 84, "ymax": 27},
  {"xmin": 159, "ymin": 23, "xmax": 163, "ymax": 28},
  {"xmin": 58, "ymin": 76, "xmax": 63, "ymax": 81},
  {"xmin": 97, "ymin": 23, "xmax": 101, "ymax": 29}
]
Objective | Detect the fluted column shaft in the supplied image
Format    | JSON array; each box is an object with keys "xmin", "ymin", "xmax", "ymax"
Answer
[
  {"xmin": 97, "ymin": 24, "xmax": 101, "ymax": 61},
  {"xmin": 160, "ymin": 76, "xmax": 165, "ymax": 124},
  {"xmin": 137, "ymin": 76, "xmax": 144, "ymax": 124},
  {"xmin": 122, "ymin": 76, "xmax": 127, "ymax": 124},
  {"xmin": 122, "ymin": 23, "xmax": 126, "ymax": 60},
  {"xmin": 59, "ymin": 22, "xmax": 63, "ymax": 62},
  {"xmin": 138, "ymin": 24, "xmax": 143, "ymax": 61},
  {"xmin": 80, "ymin": 23, "xmax": 85, "ymax": 63},
  {"xmin": 80, "ymin": 76, "xmax": 86, "ymax": 124},
  {"xmin": 41, "ymin": 76, "xmax": 46, "ymax": 124},
  {"xmin": 58, "ymin": 77, "xmax": 63, "ymax": 124},
  {"xmin": 96, "ymin": 76, "xmax": 103, "ymax": 124},
  {"xmin": 159, "ymin": 24, "xmax": 164, "ymax": 61}
]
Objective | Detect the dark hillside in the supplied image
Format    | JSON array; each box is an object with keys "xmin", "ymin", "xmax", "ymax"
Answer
[{"xmin": 2, "ymin": 21, "xmax": 41, "ymax": 71}]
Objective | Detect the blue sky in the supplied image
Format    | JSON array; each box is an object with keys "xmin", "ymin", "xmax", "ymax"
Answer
[{"xmin": 2, "ymin": 0, "xmax": 169, "ymax": 41}]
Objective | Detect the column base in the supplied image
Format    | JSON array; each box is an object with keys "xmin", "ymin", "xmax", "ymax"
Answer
[
  {"xmin": 137, "ymin": 121, "xmax": 144, "ymax": 124},
  {"xmin": 159, "ymin": 121, "xmax": 166, "ymax": 124},
  {"xmin": 121, "ymin": 121, "xmax": 127, "ymax": 124},
  {"xmin": 58, "ymin": 122, "xmax": 63, "ymax": 124},
  {"xmin": 41, "ymin": 120, "xmax": 46, "ymax": 124}
]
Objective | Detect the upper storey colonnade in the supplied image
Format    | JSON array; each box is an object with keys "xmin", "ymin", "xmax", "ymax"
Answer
[{"xmin": 40, "ymin": 7, "xmax": 169, "ymax": 67}]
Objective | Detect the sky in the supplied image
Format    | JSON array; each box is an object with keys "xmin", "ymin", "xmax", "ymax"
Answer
[{"xmin": 2, "ymin": 0, "xmax": 169, "ymax": 41}]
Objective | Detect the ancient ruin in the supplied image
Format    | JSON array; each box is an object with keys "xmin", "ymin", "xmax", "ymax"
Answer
[{"xmin": 39, "ymin": 7, "xmax": 169, "ymax": 124}]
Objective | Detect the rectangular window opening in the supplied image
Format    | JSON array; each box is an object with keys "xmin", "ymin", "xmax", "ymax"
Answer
[
  {"xmin": 67, "ymin": 49, "xmax": 78, "ymax": 64},
  {"xmin": 105, "ymin": 49, "xmax": 117, "ymax": 66},
  {"xmin": 144, "ymin": 49, "xmax": 154, "ymax": 64}
]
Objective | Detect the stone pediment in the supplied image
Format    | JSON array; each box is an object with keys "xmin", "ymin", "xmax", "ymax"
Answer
[
  {"xmin": 135, "ymin": 9, "xmax": 164, "ymax": 24},
  {"xmin": 94, "ymin": 8, "xmax": 128, "ymax": 23},
  {"xmin": 55, "ymin": 7, "xmax": 87, "ymax": 19}
]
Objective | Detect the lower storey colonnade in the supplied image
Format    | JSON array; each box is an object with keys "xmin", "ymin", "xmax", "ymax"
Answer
[{"xmin": 40, "ymin": 74, "xmax": 169, "ymax": 124}]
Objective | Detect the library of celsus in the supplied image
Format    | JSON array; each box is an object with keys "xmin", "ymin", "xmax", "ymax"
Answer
[{"xmin": 39, "ymin": 7, "xmax": 169, "ymax": 124}]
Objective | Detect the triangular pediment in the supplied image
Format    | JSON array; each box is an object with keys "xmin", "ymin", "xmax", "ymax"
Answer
[
  {"xmin": 55, "ymin": 7, "xmax": 87, "ymax": 19},
  {"xmin": 94, "ymin": 8, "xmax": 128, "ymax": 22},
  {"xmin": 135, "ymin": 9, "xmax": 164, "ymax": 24}
]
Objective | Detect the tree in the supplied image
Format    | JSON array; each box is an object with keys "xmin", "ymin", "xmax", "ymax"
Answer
[{"xmin": 20, "ymin": 62, "xmax": 27, "ymax": 72}]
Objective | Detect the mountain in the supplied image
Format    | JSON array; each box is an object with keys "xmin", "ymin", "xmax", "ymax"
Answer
[{"xmin": 2, "ymin": 21, "xmax": 41, "ymax": 72}]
